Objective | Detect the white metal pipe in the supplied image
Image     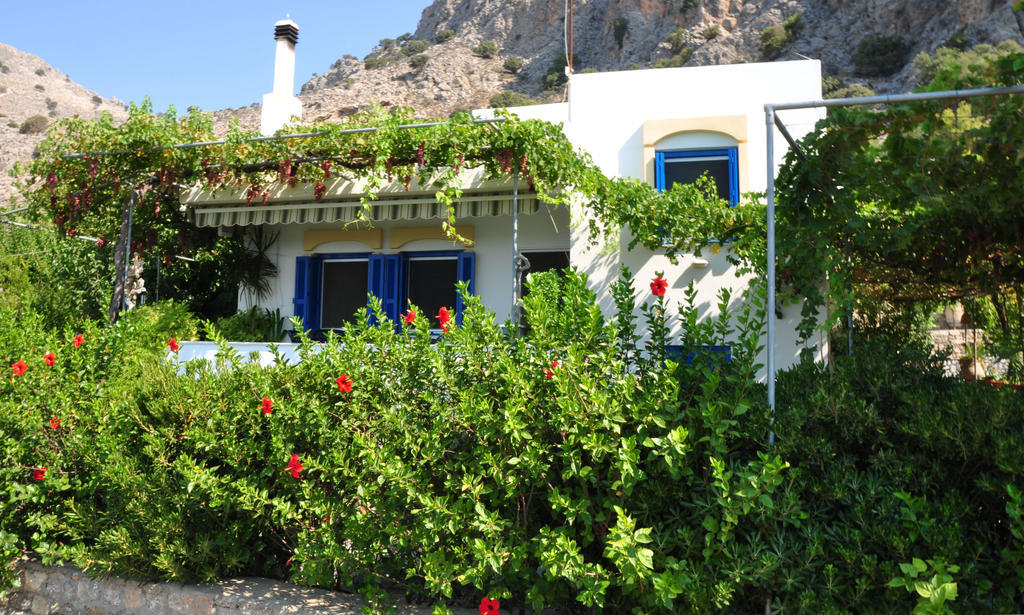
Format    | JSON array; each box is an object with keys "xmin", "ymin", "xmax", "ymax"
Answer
[
  {"xmin": 769, "ymin": 84, "xmax": 1024, "ymax": 112},
  {"xmin": 765, "ymin": 106, "xmax": 777, "ymax": 446}
]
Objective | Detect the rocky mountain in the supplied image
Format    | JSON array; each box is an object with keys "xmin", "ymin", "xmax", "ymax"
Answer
[
  {"xmin": 3, "ymin": 0, "xmax": 1024, "ymax": 205},
  {"xmin": 0, "ymin": 43, "xmax": 127, "ymax": 208},
  {"xmin": 290, "ymin": 0, "xmax": 1024, "ymax": 122}
]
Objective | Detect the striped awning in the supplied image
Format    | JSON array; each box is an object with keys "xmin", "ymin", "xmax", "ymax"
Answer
[
  {"xmin": 183, "ymin": 166, "xmax": 546, "ymax": 228},
  {"xmin": 191, "ymin": 193, "xmax": 539, "ymax": 228}
]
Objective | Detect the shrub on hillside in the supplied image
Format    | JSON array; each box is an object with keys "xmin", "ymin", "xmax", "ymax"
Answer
[
  {"xmin": 434, "ymin": 28, "xmax": 455, "ymax": 43},
  {"xmin": 473, "ymin": 40, "xmax": 498, "ymax": 59},
  {"xmin": 613, "ymin": 17, "xmax": 628, "ymax": 49},
  {"xmin": 408, "ymin": 54, "xmax": 429, "ymax": 71},
  {"xmin": 502, "ymin": 55, "xmax": 524, "ymax": 74},
  {"xmin": 488, "ymin": 91, "xmax": 535, "ymax": 108},
  {"xmin": 400, "ymin": 39, "xmax": 430, "ymax": 57},
  {"xmin": 852, "ymin": 34, "xmax": 911, "ymax": 76}
]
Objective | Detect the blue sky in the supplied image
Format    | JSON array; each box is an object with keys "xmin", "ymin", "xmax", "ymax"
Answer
[{"xmin": 1, "ymin": 1, "xmax": 432, "ymax": 111}]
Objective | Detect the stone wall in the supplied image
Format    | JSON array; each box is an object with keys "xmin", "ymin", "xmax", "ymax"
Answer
[{"xmin": 1, "ymin": 560, "xmax": 476, "ymax": 615}]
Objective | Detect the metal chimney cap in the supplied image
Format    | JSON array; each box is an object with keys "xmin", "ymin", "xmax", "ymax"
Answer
[{"xmin": 274, "ymin": 18, "xmax": 299, "ymax": 45}]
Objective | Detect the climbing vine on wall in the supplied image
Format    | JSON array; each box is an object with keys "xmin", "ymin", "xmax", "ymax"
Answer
[{"xmin": 13, "ymin": 103, "xmax": 759, "ymax": 280}]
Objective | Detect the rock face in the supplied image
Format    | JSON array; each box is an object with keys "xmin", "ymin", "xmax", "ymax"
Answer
[
  {"xmin": 0, "ymin": 43, "xmax": 127, "ymax": 208},
  {"xmin": 295, "ymin": 0, "xmax": 1024, "ymax": 123}
]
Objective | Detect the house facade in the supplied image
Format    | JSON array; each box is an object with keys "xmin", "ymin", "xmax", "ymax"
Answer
[{"xmin": 183, "ymin": 38, "xmax": 826, "ymax": 374}]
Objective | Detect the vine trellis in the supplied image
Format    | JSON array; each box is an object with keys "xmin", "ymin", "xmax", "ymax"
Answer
[{"xmin": 12, "ymin": 102, "xmax": 757, "ymax": 321}]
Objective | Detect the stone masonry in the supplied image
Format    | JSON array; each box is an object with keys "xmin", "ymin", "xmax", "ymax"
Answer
[{"xmin": 1, "ymin": 560, "xmax": 477, "ymax": 615}]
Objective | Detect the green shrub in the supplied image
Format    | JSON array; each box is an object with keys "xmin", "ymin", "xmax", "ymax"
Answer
[
  {"xmin": 852, "ymin": 34, "xmax": 911, "ymax": 76},
  {"xmin": 210, "ymin": 306, "xmax": 284, "ymax": 343},
  {"xmin": 363, "ymin": 55, "xmax": 389, "ymax": 70},
  {"xmin": 408, "ymin": 54, "xmax": 429, "ymax": 70},
  {"xmin": 654, "ymin": 48, "xmax": 693, "ymax": 68},
  {"xmin": 502, "ymin": 55, "xmax": 524, "ymax": 73},
  {"xmin": 400, "ymin": 39, "xmax": 430, "ymax": 57},
  {"xmin": 666, "ymin": 27, "xmax": 689, "ymax": 55},
  {"xmin": 91, "ymin": 94, "xmax": 102, "ymax": 105},
  {"xmin": 378, "ymin": 38, "xmax": 395, "ymax": 51},
  {"xmin": 774, "ymin": 337, "xmax": 1024, "ymax": 613},
  {"xmin": 6, "ymin": 121, "xmax": 17, "ymax": 129},
  {"xmin": 760, "ymin": 25, "xmax": 787, "ymax": 59},
  {"xmin": 34, "ymin": 84, "xmax": 44, "ymax": 92},
  {"xmin": 613, "ymin": 17, "xmax": 628, "ymax": 49},
  {"xmin": 4, "ymin": 271, "xmax": 1023, "ymax": 612},
  {"xmin": 35, "ymin": 68, "xmax": 45, "ymax": 76},
  {"xmin": 542, "ymin": 54, "xmax": 578, "ymax": 89},
  {"xmin": 761, "ymin": 14, "xmax": 803, "ymax": 59},
  {"xmin": 678, "ymin": 0, "xmax": 699, "ymax": 11},
  {"xmin": 488, "ymin": 90, "xmax": 535, "ymax": 108},
  {"xmin": 473, "ymin": 40, "xmax": 498, "ymax": 58},
  {"xmin": 434, "ymin": 28, "xmax": 454, "ymax": 43},
  {"xmin": 396, "ymin": 32, "xmax": 412, "ymax": 44},
  {"xmin": 702, "ymin": 25, "xmax": 720, "ymax": 40}
]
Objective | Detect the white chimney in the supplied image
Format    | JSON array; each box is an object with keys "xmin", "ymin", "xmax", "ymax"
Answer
[{"xmin": 260, "ymin": 18, "xmax": 302, "ymax": 136}]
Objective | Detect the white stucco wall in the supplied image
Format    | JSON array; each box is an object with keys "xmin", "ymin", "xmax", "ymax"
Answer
[
  {"xmin": 237, "ymin": 60, "xmax": 827, "ymax": 373},
  {"xmin": 242, "ymin": 203, "xmax": 570, "ymax": 326},
  {"xmin": 496, "ymin": 60, "xmax": 826, "ymax": 375}
]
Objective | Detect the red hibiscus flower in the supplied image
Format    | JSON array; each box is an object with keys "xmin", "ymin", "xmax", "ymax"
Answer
[
  {"xmin": 336, "ymin": 374, "xmax": 353, "ymax": 393},
  {"xmin": 43, "ymin": 352, "xmax": 56, "ymax": 366},
  {"xmin": 403, "ymin": 310, "xmax": 416, "ymax": 325},
  {"xmin": 437, "ymin": 306, "xmax": 451, "ymax": 332},
  {"xmin": 543, "ymin": 365, "xmax": 555, "ymax": 380},
  {"xmin": 287, "ymin": 454, "xmax": 303, "ymax": 479},
  {"xmin": 49, "ymin": 417, "xmax": 61, "ymax": 431},
  {"xmin": 650, "ymin": 275, "xmax": 668, "ymax": 297},
  {"xmin": 168, "ymin": 338, "xmax": 180, "ymax": 352},
  {"xmin": 72, "ymin": 334, "xmax": 84, "ymax": 348},
  {"xmin": 479, "ymin": 597, "xmax": 500, "ymax": 615},
  {"xmin": 11, "ymin": 360, "xmax": 27, "ymax": 376},
  {"xmin": 261, "ymin": 396, "xmax": 273, "ymax": 415},
  {"xmin": 32, "ymin": 467, "xmax": 47, "ymax": 481}
]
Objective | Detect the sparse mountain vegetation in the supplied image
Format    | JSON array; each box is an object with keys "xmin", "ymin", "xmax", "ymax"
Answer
[
  {"xmin": 434, "ymin": 28, "xmax": 454, "ymax": 43},
  {"xmin": 852, "ymin": 34, "xmax": 910, "ymax": 76},
  {"xmin": 502, "ymin": 55, "xmax": 524, "ymax": 73},
  {"xmin": 18, "ymin": 114, "xmax": 48, "ymax": 134},
  {"xmin": 473, "ymin": 40, "xmax": 498, "ymax": 59}
]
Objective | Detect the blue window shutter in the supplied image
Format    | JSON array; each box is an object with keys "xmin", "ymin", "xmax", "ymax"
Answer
[
  {"xmin": 655, "ymin": 151, "xmax": 666, "ymax": 192},
  {"xmin": 383, "ymin": 254, "xmax": 402, "ymax": 324},
  {"xmin": 456, "ymin": 252, "xmax": 476, "ymax": 323},
  {"xmin": 368, "ymin": 254, "xmax": 385, "ymax": 324},
  {"xmin": 308, "ymin": 256, "xmax": 322, "ymax": 330},
  {"xmin": 293, "ymin": 255, "xmax": 321, "ymax": 332},
  {"xmin": 370, "ymin": 254, "xmax": 402, "ymax": 324},
  {"xmin": 293, "ymin": 256, "xmax": 308, "ymax": 328},
  {"xmin": 727, "ymin": 147, "xmax": 739, "ymax": 206}
]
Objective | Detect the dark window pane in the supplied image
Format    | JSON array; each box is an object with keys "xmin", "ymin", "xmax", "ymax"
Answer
[
  {"xmin": 321, "ymin": 260, "xmax": 369, "ymax": 329},
  {"xmin": 407, "ymin": 258, "xmax": 458, "ymax": 327},
  {"xmin": 520, "ymin": 250, "xmax": 570, "ymax": 296},
  {"xmin": 664, "ymin": 157, "xmax": 730, "ymax": 199}
]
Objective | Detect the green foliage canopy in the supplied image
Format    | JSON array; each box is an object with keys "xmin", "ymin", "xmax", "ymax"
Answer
[{"xmin": 773, "ymin": 48, "xmax": 1024, "ymax": 339}]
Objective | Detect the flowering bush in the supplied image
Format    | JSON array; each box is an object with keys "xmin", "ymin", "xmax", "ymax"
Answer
[{"xmin": 2, "ymin": 271, "xmax": 1022, "ymax": 612}]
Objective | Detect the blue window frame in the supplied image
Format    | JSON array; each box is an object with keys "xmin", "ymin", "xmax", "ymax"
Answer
[
  {"xmin": 665, "ymin": 344, "xmax": 732, "ymax": 365},
  {"xmin": 655, "ymin": 148, "xmax": 739, "ymax": 206},
  {"xmin": 293, "ymin": 251, "xmax": 475, "ymax": 332}
]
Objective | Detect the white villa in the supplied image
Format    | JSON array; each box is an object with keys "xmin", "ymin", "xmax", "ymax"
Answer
[{"xmin": 181, "ymin": 20, "xmax": 827, "ymax": 373}]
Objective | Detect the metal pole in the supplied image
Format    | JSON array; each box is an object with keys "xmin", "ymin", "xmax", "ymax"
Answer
[
  {"xmin": 512, "ymin": 168, "xmax": 520, "ymax": 331},
  {"xmin": 64, "ymin": 118, "xmax": 509, "ymax": 159},
  {"xmin": 765, "ymin": 106, "xmax": 777, "ymax": 446},
  {"xmin": 121, "ymin": 203, "xmax": 134, "ymax": 312}
]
